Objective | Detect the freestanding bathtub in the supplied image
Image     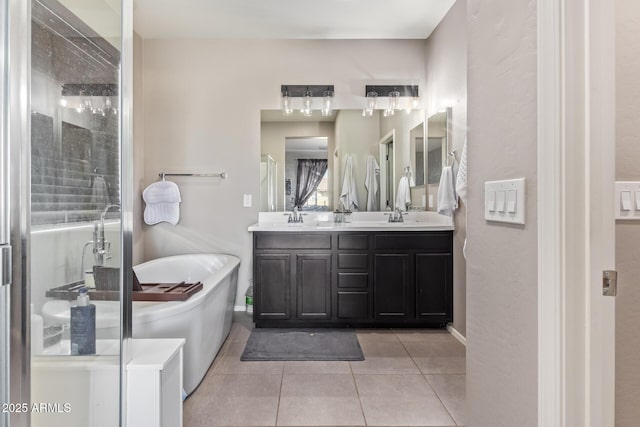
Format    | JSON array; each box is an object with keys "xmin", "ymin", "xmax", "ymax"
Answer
[{"xmin": 41, "ymin": 254, "xmax": 240, "ymax": 395}]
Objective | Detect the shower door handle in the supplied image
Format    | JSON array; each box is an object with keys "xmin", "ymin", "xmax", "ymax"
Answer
[{"xmin": 0, "ymin": 245, "xmax": 10, "ymax": 287}]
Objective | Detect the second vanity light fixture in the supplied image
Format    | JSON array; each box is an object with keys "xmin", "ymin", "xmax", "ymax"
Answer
[
  {"xmin": 363, "ymin": 85, "xmax": 420, "ymax": 117},
  {"xmin": 281, "ymin": 85, "xmax": 335, "ymax": 117}
]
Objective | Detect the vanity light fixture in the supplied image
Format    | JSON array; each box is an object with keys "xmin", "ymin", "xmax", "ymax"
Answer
[
  {"xmin": 364, "ymin": 85, "xmax": 420, "ymax": 117},
  {"xmin": 281, "ymin": 87, "xmax": 293, "ymax": 115},
  {"xmin": 302, "ymin": 89, "xmax": 313, "ymax": 117},
  {"xmin": 363, "ymin": 90, "xmax": 378, "ymax": 117},
  {"xmin": 322, "ymin": 88, "xmax": 334, "ymax": 117},
  {"xmin": 280, "ymin": 85, "xmax": 335, "ymax": 117}
]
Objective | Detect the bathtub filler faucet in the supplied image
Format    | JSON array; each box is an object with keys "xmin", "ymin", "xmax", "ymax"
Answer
[
  {"xmin": 79, "ymin": 204, "xmax": 121, "ymax": 281},
  {"xmin": 94, "ymin": 204, "xmax": 121, "ymax": 266}
]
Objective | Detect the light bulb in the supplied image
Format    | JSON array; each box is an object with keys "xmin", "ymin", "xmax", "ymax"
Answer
[
  {"xmin": 302, "ymin": 89, "xmax": 313, "ymax": 117},
  {"xmin": 321, "ymin": 90, "xmax": 333, "ymax": 117},
  {"xmin": 365, "ymin": 91, "xmax": 377, "ymax": 117},
  {"xmin": 281, "ymin": 89, "xmax": 293, "ymax": 115},
  {"xmin": 389, "ymin": 90, "xmax": 400, "ymax": 111}
]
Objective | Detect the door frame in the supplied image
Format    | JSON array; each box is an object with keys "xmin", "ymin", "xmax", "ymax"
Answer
[{"xmin": 537, "ymin": 0, "xmax": 616, "ymax": 425}]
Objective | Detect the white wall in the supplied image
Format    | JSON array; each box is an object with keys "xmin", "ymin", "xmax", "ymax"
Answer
[
  {"xmin": 424, "ymin": 0, "xmax": 468, "ymax": 337},
  {"xmin": 140, "ymin": 39, "xmax": 427, "ymax": 305},
  {"xmin": 466, "ymin": 1, "xmax": 538, "ymax": 426},
  {"xmin": 615, "ymin": 0, "xmax": 640, "ymax": 424}
]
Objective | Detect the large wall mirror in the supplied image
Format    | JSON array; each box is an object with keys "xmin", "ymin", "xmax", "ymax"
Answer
[
  {"xmin": 426, "ymin": 107, "xmax": 452, "ymax": 211},
  {"xmin": 260, "ymin": 109, "xmax": 427, "ymax": 212}
]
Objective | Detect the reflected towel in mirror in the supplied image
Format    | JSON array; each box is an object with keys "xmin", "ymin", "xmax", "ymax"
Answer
[{"xmin": 340, "ymin": 155, "xmax": 359, "ymax": 211}]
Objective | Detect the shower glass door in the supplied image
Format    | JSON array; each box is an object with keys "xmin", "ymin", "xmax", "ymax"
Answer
[
  {"xmin": 29, "ymin": 0, "xmax": 125, "ymax": 426},
  {"xmin": 1, "ymin": 0, "xmax": 10, "ymax": 425}
]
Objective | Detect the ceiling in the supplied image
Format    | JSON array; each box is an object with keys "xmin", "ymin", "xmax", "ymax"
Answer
[{"xmin": 133, "ymin": 0, "xmax": 456, "ymax": 39}]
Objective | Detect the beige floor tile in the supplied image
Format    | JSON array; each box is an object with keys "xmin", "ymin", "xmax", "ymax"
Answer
[
  {"xmin": 228, "ymin": 321, "xmax": 253, "ymax": 343},
  {"xmin": 402, "ymin": 339, "xmax": 466, "ymax": 358},
  {"xmin": 395, "ymin": 329, "xmax": 454, "ymax": 342},
  {"xmin": 350, "ymin": 356, "xmax": 420, "ymax": 374},
  {"xmin": 356, "ymin": 330, "xmax": 400, "ymax": 343},
  {"xmin": 359, "ymin": 339, "xmax": 409, "ymax": 357},
  {"xmin": 184, "ymin": 374, "xmax": 281, "ymax": 427},
  {"xmin": 277, "ymin": 374, "xmax": 365, "ymax": 426},
  {"xmin": 425, "ymin": 374, "xmax": 466, "ymax": 426},
  {"xmin": 212, "ymin": 342, "xmax": 284, "ymax": 375},
  {"xmin": 283, "ymin": 360, "xmax": 352, "ymax": 374},
  {"xmin": 413, "ymin": 357, "xmax": 466, "ymax": 374},
  {"xmin": 355, "ymin": 374, "xmax": 456, "ymax": 426}
]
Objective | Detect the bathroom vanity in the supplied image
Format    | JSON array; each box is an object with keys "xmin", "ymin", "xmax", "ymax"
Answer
[{"xmin": 249, "ymin": 213, "xmax": 453, "ymax": 328}]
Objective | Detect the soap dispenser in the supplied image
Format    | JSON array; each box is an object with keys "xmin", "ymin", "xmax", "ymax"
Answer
[{"xmin": 70, "ymin": 287, "xmax": 96, "ymax": 355}]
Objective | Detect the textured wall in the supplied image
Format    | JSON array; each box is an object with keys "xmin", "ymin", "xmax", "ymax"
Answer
[
  {"xmin": 615, "ymin": 0, "xmax": 640, "ymax": 424},
  {"xmin": 466, "ymin": 1, "xmax": 538, "ymax": 426},
  {"xmin": 424, "ymin": 0, "xmax": 468, "ymax": 337},
  {"xmin": 140, "ymin": 39, "xmax": 427, "ymax": 305}
]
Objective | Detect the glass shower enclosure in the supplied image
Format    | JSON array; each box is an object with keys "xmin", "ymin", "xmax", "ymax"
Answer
[{"xmin": 1, "ymin": 0, "xmax": 132, "ymax": 426}]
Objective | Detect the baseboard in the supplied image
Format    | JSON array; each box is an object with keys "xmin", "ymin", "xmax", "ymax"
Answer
[
  {"xmin": 447, "ymin": 324, "xmax": 467, "ymax": 346},
  {"xmin": 234, "ymin": 305, "xmax": 246, "ymax": 312}
]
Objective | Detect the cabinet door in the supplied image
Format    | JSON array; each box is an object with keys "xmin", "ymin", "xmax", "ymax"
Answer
[
  {"xmin": 255, "ymin": 254, "xmax": 291, "ymax": 320},
  {"xmin": 415, "ymin": 253, "xmax": 452, "ymax": 321},
  {"xmin": 296, "ymin": 254, "xmax": 332, "ymax": 320},
  {"xmin": 374, "ymin": 254, "xmax": 411, "ymax": 319}
]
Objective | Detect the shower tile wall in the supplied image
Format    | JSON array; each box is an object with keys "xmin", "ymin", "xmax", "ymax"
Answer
[{"xmin": 31, "ymin": 5, "xmax": 120, "ymax": 226}]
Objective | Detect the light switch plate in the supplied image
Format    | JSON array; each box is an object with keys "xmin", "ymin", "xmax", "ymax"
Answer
[
  {"xmin": 485, "ymin": 178, "xmax": 526, "ymax": 225},
  {"xmin": 615, "ymin": 182, "xmax": 640, "ymax": 220},
  {"xmin": 243, "ymin": 194, "xmax": 252, "ymax": 208}
]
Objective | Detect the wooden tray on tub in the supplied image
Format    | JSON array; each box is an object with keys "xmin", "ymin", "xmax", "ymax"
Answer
[{"xmin": 133, "ymin": 281, "xmax": 203, "ymax": 301}]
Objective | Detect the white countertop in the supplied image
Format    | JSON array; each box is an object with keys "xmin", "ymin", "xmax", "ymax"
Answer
[{"xmin": 248, "ymin": 211, "xmax": 454, "ymax": 232}]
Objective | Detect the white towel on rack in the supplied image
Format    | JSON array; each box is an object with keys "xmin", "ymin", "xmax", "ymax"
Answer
[
  {"xmin": 365, "ymin": 155, "xmax": 380, "ymax": 211},
  {"xmin": 142, "ymin": 180, "xmax": 181, "ymax": 225},
  {"xmin": 340, "ymin": 155, "xmax": 359, "ymax": 211},
  {"xmin": 437, "ymin": 166, "xmax": 458, "ymax": 217},
  {"xmin": 395, "ymin": 176, "xmax": 411, "ymax": 210},
  {"xmin": 455, "ymin": 139, "xmax": 468, "ymax": 202}
]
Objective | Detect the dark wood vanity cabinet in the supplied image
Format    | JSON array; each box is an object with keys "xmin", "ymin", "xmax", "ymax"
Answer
[{"xmin": 253, "ymin": 231, "xmax": 453, "ymax": 327}]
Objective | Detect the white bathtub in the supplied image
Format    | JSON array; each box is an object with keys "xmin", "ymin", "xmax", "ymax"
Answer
[{"xmin": 42, "ymin": 254, "xmax": 240, "ymax": 395}]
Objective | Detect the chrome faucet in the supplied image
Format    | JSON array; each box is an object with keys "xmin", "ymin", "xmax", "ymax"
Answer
[
  {"xmin": 95, "ymin": 204, "xmax": 120, "ymax": 266},
  {"xmin": 387, "ymin": 208, "xmax": 404, "ymax": 223},
  {"xmin": 80, "ymin": 204, "xmax": 120, "ymax": 281},
  {"xmin": 286, "ymin": 206, "xmax": 304, "ymax": 223}
]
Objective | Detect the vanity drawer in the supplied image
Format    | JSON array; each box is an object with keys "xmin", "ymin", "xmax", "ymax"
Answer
[
  {"xmin": 338, "ymin": 234, "xmax": 369, "ymax": 250},
  {"xmin": 255, "ymin": 233, "xmax": 332, "ymax": 250},
  {"xmin": 374, "ymin": 233, "xmax": 451, "ymax": 252},
  {"xmin": 338, "ymin": 272, "xmax": 369, "ymax": 289},
  {"xmin": 338, "ymin": 253, "xmax": 369, "ymax": 269},
  {"xmin": 337, "ymin": 291, "xmax": 369, "ymax": 319}
]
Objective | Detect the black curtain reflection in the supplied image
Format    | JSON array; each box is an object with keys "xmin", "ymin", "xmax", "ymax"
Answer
[{"xmin": 294, "ymin": 159, "xmax": 328, "ymax": 207}]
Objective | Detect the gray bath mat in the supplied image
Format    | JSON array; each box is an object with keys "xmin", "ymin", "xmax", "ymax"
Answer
[{"xmin": 240, "ymin": 328, "xmax": 364, "ymax": 361}]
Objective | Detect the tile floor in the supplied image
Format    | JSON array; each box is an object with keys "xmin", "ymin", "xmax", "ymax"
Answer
[{"xmin": 184, "ymin": 314, "xmax": 466, "ymax": 427}]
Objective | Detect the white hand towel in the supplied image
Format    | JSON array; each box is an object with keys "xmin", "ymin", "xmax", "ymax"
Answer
[
  {"xmin": 340, "ymin": 155, "xmax": 359, "ymax": 211},
  {"xmin": 455, "ymin": 139, "xmax": 468, "ymax": 202},
  {"xmin": 437, "ymin": 166, "xmax": 458, "ymax": 217},
  {"xmin": 365, "ymin": 155, "xmax": 380, "ymax": 211},
  {"xmin": 142, "ymin": 180, "xmax": 181, "ymax": 225},
  {"xmin": 395, "ymin": 176, "xmax": 411, "ymax": 210}
]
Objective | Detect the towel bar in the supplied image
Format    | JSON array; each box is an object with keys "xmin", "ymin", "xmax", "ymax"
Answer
[{"xmin": 159, "ymin": 172, "xmax": 227, "ymax": 179}]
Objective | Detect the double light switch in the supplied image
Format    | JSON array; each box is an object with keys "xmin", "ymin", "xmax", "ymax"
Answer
[
  {"xmin": 485, "ymin": 178, "xmax": 526, "ymax": 225},
  {"xmin": 615, "ymin": 182, "xmax": 640, "ymax": 220}
]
